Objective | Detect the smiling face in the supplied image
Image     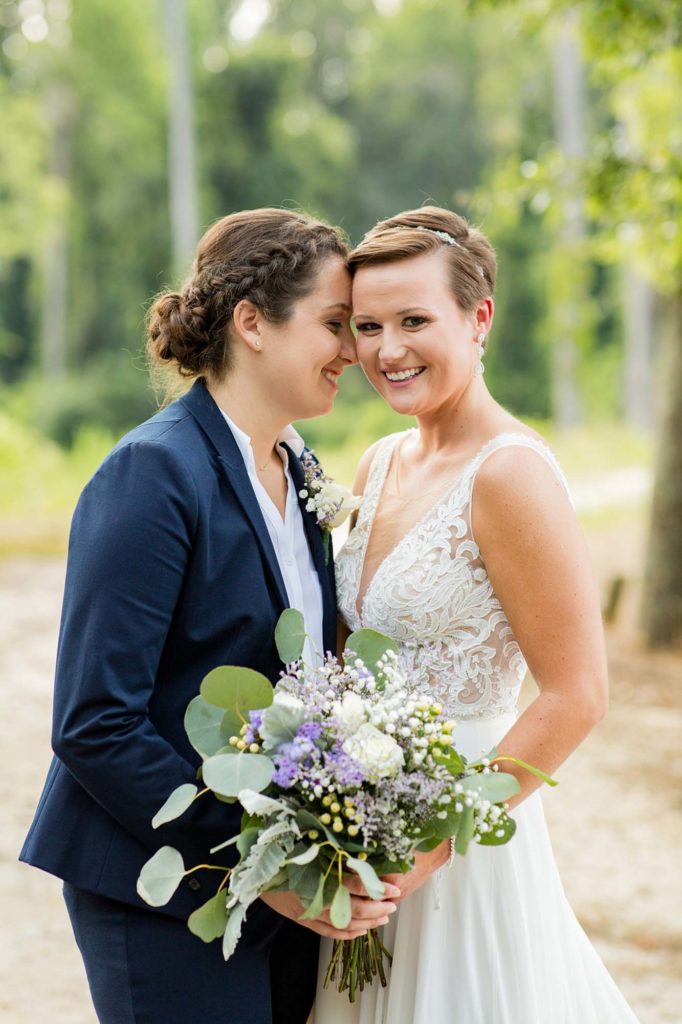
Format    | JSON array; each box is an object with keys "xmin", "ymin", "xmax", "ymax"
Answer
[
  {"xmin": 352, "ymin": 250, "xmax": 492, "ymax": 419},
  {"xmin": 258, "ymin": 254, "xmax": 356, "ymax": 421}
]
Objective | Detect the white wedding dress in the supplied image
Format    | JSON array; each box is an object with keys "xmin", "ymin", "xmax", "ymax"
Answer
[{"xmin": 312, "ymin": 432, "xmax": 639, "ymax": 1024}]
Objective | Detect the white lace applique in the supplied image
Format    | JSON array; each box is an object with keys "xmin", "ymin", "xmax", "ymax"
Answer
[{"xmin": 336, "ymin": 431, "xmax": 573, "ymax": 719}]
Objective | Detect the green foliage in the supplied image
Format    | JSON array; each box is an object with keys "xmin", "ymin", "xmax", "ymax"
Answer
[
  {"xmin": 136, "ymin": 846, "xmax": 185, "ymax": 907},
  {"xmin": 184, "ymin": 696, "xmax": 228, "ymax": 758},
  {"xmin": 299, "ymin": 871, "xmax": 326, "ymax": 920},
  {"xmin": 346, "ymin": 856, "xmax": 384, "ymax": 900},
  {"xmin": 260, "ymin": 700, "xmax": 307, "ymax": 750},
  {"xmin": 188, "ymin": 890, "xmax": 229, "ymax": 943},
  {"xmin": 202, "ymin": 752, "xmax": 274, "ymax": 798},
  {"xmin": 274, "ymin": 608, "xmax": 306, "ymax": 664},
  {"xmin": 6, "ymin": 353, "xmax": 157, "ymax": 447},
  {"xmin": 454, "ymin": 805, "xmax": 476, "ymax": 855},
  {"xmin": 344, "ymin": 628, "xmax": 399, "ymax": 678},
  {"xmin": 330, "ymin": 880, "xmax": 352, "ymax": 929},
  {"xmin": 200, "ymin": 666, "xmax": 274, "ymax": 716},
  {"xmin": 152, "ymin": 783, "xmax": 198, "ymax": 829}
]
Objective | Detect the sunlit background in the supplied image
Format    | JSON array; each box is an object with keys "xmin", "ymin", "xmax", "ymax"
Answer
[{"xmin": 1, "ymin": 1, "xmax": 681, "ymax": 1022}]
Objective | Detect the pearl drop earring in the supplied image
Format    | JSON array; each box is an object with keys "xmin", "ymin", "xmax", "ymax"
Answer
[{"xmin": 475, "ymin": 333, "xmax": 486, "ymax": 375}]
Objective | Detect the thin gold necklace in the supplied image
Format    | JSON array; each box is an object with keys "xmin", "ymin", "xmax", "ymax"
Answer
[{"xmin": 256, "ymin": 451, "xmax": 278, "ymax": 472}]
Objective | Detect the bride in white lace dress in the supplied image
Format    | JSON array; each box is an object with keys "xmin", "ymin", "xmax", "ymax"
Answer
[{"xmin": 312, "ymin": 207, "xmax": 639, "ymax": 1023}]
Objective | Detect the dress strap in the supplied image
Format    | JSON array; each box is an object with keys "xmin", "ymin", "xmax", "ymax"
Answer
[
  {"xmin": 355, "ymin": 432, "xmax": 404, "ymax": 532},
  {"xmin": 465, "ymin": 433, "xmax": 574, "ymax": 539}
]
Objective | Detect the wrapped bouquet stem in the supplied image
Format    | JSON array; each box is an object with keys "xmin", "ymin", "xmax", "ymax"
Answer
[{"xmin": 138, "ymin": 610, "xmax": 555, "ymax": 1001}]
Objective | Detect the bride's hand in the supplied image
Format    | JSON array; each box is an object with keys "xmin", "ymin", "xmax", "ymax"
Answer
[
  {"xmin": 381, "ymin": 841, "xmax": 450, "ymax": 903},
  {"xmin": 260, "ymin": 882, "xmax": 400, "ymax": 941}
]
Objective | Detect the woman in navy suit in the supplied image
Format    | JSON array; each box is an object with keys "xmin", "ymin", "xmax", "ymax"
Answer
[{"xmin": 20, "ymin": 208, "xmax": 394, "ymax": 1024}]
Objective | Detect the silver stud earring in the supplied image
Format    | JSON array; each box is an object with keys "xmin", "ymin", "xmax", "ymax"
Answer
[
  {"xmin": 254, "ymin": 340, "xmax": 261, "ymax": 349},
  {"xmin": 475, "ymin": 333, "xmax": 486, "ymax": 375}
]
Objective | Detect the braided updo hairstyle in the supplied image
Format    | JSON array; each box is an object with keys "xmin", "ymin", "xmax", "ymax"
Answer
[
  {"xmin": 348, "ymin": 206, "xmax": 496, "ymax": 316},
  {"xmin": 147, "ymin": 208, "xmax": 348, "ymax": 380}
]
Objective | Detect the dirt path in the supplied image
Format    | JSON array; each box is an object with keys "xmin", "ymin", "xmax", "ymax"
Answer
[{"xmin": 1, "ymin": 554, "xmax": 680, "ymax": 1024}]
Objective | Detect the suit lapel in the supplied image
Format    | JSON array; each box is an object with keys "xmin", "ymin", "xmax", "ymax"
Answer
[
  {"xmin": 284, "ymin": 444, "xmax": 337, "ymax": 656},
  {"xmin": 180, "ymin": 380, "xmax": 289, "ymax": 612}
]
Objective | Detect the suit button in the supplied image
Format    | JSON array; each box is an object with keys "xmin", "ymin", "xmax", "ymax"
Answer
[{"xmin": 187, "ymin": 877, "xmax": 202, "ymax": 892}]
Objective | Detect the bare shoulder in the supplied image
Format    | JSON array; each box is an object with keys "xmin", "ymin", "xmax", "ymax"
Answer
[{"xmin": 471, "ymin": 436, "xmax": 576, "ymax": 553}]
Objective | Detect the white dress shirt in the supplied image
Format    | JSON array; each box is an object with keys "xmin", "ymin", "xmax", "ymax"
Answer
[{"xmin": 220, "ymin": 411, "xmax": 324, "ymax": 666}]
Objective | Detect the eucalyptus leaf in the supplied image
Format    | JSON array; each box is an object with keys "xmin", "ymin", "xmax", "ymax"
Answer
[
  {"xmin": 323, "ymin": 870, "xmax": 341, "ymax": 909},
  {"xmin": 200, "ymin": 666, "xmax": 273, "ymax": 716},
  {"xmin": 455, "ymin": 805, "xmax": 475, "ymax": 856},
  {"xmin": 222, "ymin": 904, "xmax": 247, "ymax": 961},
  {"xmin": 330, "ymin": 881, "xmax": 352, "ymax": 929},
  {"xmin": 346, "ymin": 856, "xmax": 385, "ymax": 900},
  {"xmin": 478, "ymin": 815, "xmax": 517, "ymax": 846},
  {"xmin": 136, "ymin": 846, "xmax": 185, "ymax": 907},
  {"xmin": 344, "ymin": 628, "xmax": 398, "ymax": 674},
  {"xmin": 260, "ymin": 701, "xmax": 307, "ymax": 750},
  {"xmin": 203, "ymin": 753, "xmax": 274, "ymax": 797},
  {"xmin": 274, "ymin": 608, "xmax": 306, "ymax": 664},
  {"xmin": 460, "ymin": 771, "xmax": 521, "ymax": 803},
  {"xmin": 152, "ymin": 783, "xmax": 198, "ymax": 829},
  {"xmin": 415, "ymin": 835, "xmax": 444, "ymax": 853},
  {"xmin": 299, "ymin": 871, "xmax": 325, "ymax": 920},
  {"xmin": 431, "ymin": 812, "xmax": 460, "ymax": 839},
  {"xmin": 184, "ymin": 696, "xmax": 225, "ymax": 758},
  {"xmin": 219, "ymin": 709, "xmax": 245, "ymax": 745},
  {"xmin": 288, "ymin": 860, "xmax": 324, "ymax": 905},
  {"xmin": 188, "ymin": 890, "xmax": 228, "ymax": 943}
]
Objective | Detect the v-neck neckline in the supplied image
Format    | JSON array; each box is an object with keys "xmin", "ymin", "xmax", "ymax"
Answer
[{"xmin": 353, "ymin": 430, "xmax": 524, "ymax": 622}]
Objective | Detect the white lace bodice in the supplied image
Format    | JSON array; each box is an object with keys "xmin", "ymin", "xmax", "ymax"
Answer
[{"xmin": 336, "ymin": 431, "xmax": 573, "ymax": 720}]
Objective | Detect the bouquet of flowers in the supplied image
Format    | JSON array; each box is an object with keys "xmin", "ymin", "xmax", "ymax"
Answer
[{"xmin": 137, "ymin": 610, "xmax": 554, "ymax": 1001}]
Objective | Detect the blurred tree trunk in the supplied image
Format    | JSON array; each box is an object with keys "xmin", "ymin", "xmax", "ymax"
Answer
[
  {"xmin": 642, "ymin": 292, "xmax": 682, "ymax": 648},
  {"xmin": 40, "ymin": 84, "xmax": 74, "ymax": 378},
  {"xmin": 550, "ymin": 12, "xmax": 586, "ymax": 428},
  {"xmin": 623, "ymin": 265, "xmax": 655, "ymax": 431},
  {"xmin": 163, "ymin": 0, "xmax": 198, "ymax": 278}
]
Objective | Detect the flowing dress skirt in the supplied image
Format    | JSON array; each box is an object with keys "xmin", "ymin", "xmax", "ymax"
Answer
[{"xmin": 311, "ymin": 712, "xmax": 639, "ymax": 1024}]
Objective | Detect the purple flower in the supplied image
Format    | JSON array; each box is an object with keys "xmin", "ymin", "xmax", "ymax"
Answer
[
  {"xmin": 272, "ymin": 757, "xmax": 299, "ymax": 789},
  {"xmin": 297, "ymin": 721, "xmax": 323, "ymax": 742},
  {"xmin": 324, "ymin": 743, "xmax": 365, "ymax": 786}
]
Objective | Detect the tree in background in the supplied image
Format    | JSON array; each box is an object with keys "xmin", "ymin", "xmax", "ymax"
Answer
[
  {"xmin": 482, "ymin": 0, "xmax": 682, "ymax": 646},
  {"xmin": 573, "ymin": 1, "xmax": 682, "ymax": 649}
]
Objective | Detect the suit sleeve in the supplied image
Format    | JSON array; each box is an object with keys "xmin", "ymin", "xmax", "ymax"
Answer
[{"xmin": 51, "ymin": 440, "xmax": 240, "ymax": 869}]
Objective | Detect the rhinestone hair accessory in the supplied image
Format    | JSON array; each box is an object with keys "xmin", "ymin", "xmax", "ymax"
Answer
[
  {"xmin": 417, "ymin": 226, "xmax": 464, "ymax": 249},
  {"xmin": 383, "ymin": 224, "xmax": 487, "ymax": 278}
]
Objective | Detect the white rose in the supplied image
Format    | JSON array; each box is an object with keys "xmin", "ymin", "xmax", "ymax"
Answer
[
  {"xmin": 272, "ymin": 691, "xmax": 305, "ymax": 713},
  {"xmin": 324, "ymin": 482, "xmax": 362, "ymax": 529},
  {"xmin": 342, "ymin": 723, "xmax": 404, "ymax": 783},
  {"xmin": 332, "ymin": 691, "xmax": 367, "ymax": 738}
]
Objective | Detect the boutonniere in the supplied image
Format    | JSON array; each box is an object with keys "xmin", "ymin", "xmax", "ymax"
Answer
[{"xmin": 298, "ymin": 451, "xmax": 362, "ymax": 560}]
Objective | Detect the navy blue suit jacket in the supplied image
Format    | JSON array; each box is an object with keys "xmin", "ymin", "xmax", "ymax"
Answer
[{"xmin": 20, "ymin": 378, "xmax": 337, "ymax": 931}]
